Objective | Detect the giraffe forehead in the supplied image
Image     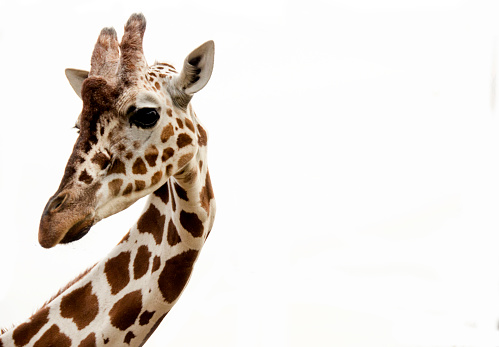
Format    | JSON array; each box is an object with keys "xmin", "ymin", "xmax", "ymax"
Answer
[{"xmin": 81, "ymin": 77, "xmax": 117, "ymax": 113}]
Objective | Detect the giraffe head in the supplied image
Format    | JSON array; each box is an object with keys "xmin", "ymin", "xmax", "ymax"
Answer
[{"xmin": 38, "ymin": 14, "xmax": 214, "ymax": 248}]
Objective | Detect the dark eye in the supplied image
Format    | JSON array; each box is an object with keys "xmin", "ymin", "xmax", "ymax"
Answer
[{"xmin": 129, "ymin": 108, "xmax": 160, "ymax": 129}]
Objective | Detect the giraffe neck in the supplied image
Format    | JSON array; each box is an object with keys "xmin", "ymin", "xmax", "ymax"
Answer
[{"xmin": 0, "ymin": 124, "xmax": 215, "ymax": 347}]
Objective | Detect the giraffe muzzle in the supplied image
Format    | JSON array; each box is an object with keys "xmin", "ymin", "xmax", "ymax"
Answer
[{"xmin": 38, "ymin": 191, "xmax": 96, "ymax": 248}]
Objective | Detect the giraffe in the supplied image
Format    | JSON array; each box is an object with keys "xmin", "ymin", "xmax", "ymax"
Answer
[{"xmin": 0, "ymin": 13, "xmax": 215, "ymax": 346}]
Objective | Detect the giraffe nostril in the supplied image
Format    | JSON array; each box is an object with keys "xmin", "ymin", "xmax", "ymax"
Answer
[{"xmin": 48, "ymin": 193, "xmax": 69, "ymax": 213}]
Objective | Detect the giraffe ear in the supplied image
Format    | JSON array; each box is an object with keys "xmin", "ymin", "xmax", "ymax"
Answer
[
  {"xmin": 176, "ymin": 41, "xmax": 215, "ymax": 95},
  {"xmin": 65, "ymin": 68, "xmax": 89, "ymax": 99}
]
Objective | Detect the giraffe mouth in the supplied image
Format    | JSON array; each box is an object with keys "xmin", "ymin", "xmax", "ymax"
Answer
[{"xmin": 60, "ymin": 216, "xmax": 94, "ymax": 244}]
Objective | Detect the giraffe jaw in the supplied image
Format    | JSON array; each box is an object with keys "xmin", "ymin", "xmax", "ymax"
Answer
[
  {"xmin": 59, "ymin": 215, "xmax": 95, "ymax": 244},
  {"xmin": 38, "ymin": 200, "xmax": 96, "ymax": 248}
]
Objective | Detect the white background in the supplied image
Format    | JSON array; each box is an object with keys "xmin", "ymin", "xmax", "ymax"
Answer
[{"xmin": 1, "ymin": 0, "xmax": 499, "ymax": 346}]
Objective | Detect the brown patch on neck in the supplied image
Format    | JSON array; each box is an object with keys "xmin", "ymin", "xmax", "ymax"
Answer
[
  {"xmin": 60, "ymin": 282, "xmax": 99, "ymax": 330},
  {"xmin": 104, "ymin": 251, "xmax": 131, "ymax": 295},
  {"xmin": 137, "ymin": 204, "xmax": 166, "ymax": 244},
  {"xmin": 40, "ymin": 264, "xmax": 96, "ymax": 310},
  {"xmin": 158, "ymin": 250, "xmax": 199, "ymax": 303},
  {"xmin": 139, "ymin": 311, "xmax": 155, "ymax": 326},
  {"xmin": 78, "ymin": 332, "xmax": 97, "ymax": 347},
  {"xmin": 184, "ymin": 117, "xmax": 195, "ymax": 132},
  {"xmin": 133, "ymin": 245, "xmax": 151, "ymax": 279},
  {"xmin": 12, "ymin": 306, "xmax": 50, "ymax": 346},
  {"xmin": 153, "ymin": 181, "xmax": 170, "ymax": 205},
  {"xmin": 167, "ymin": 219, "xmax": 181, "ymax": 246},
  {"xmin": 109, "ymin": 290, "xmax": 143, "ymax": 330},
  {"xmin": 199, "ymin": 170, "xmax": 215, "ymax": 214},
  {"xmin": 33, "ymin": 325, "xmax": 71, "ymax": 347},
  {"xmin": 179, "ymin": 210, "xmax": 204, "ymax": 238},
  {"xmin": 197, "ymin": 124, "xmax": 208, "ymax": 146}
]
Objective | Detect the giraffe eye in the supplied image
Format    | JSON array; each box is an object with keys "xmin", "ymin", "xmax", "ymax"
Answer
[{"xmin": 129, "ymin": 108, "xmax": 160, "ymax": 129}]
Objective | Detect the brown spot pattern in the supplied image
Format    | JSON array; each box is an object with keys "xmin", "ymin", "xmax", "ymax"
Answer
[
  {"xmin": 166, "ymin": 164, "xmax": 174, "ymax": 177},
  {"xmin": 60, "ymin": 282, "xmax": 99, "ymax": 330},
  {"xmin": 180, "ymin": 211, "xmax": 204, "ymax": 238},
  {"xmin": 167, "ymin": 219, "xmax": 181, "ymax": 246},
  {"xmin": 91, "ymin": 152, "xmax": 111, "ymax": 170},
  {"xmin": 184, "ymin": 117, "xmax": 195, "ymax": 132},
  {"xmin": 109, "ymin": 290, "xmax": 142, "ymax": 331},
  {"xmin": 166, "ymin": 109, "xmax": 173, "ymax": 117},
  {"xmin": 181, "ymin": 166, "xmax": 198, "ymax": 184},
  {"xmin": 197, "ymin": 124, "xmax": 208, "ymax": 146},
  {"xmin": 158, "ymin": 250, "xmax": 199, "ymax": 303},
  {"xmin": 178, "ymin": 153, "xmax": 194, "ymax": 169},
  {"xmin": 161, "ymin": 124, "xmax": 174, "ymax": 142},
  {"xmin": 132, "ymin": 157, "xmax": 147, "ymax": 174},
  {"xmin": 133, "ymin": 245, "xmax": 151, "ymax": 279},
  {"xmin": 108, "ymin": 178, "xmax": 123, "ymax": 196},
  {"xmin": 12, "ymin": 307, "xmax": 49, "ymax": 346},
  {"xmin": 79, "ymin": 170, "xmax": 93, "ymax": 184},
  {"xmin": 162, "ymin": 147, "xmax": 174, "ymax": 162},
  {"xmin": 174, "ymin": 182, "xmax": 189, "ymax": 201},
  {"xmin": 144, "ymin": 146, "xmax": 159, "ymax": 167},
  {"xmin": 78, "ymin": 333, "xmax": 97, "ymax": 347},
  {"xmin": 135, "ymin": 180, "xmax": 146, "ymax": 191},
  {"xmin": 139, "ymin": 310, "xmax": 155, "ymax": 326},
  {"xmin": 117, "ymin": 144, "xmax": 126, "ymax": 153},
  {"xmin": 152, "ymin": 256, "xmax": 161, "ymax": 273},
  {"xmin": 124, "ymin": 331, "xmax": 135, "ymax": 344},
  {"xmin": 176, "ymin": 133, "xmax": 192, "ymax": 148},
  {"xmin": 200, "ymin": 171, "xmax": 215, "ymax": 213},
  {"xmin": 176, "ymin": 118, "xmax": 184, "ymax": 129},
  {"xmin": 137, "ymin": 204, "xmax": 165, "ymax": 245},
  {"xmin": 151, "ymin": 171, "xmax": 163, "ymax": 185},
  {"xmin": 119, "ymin": 231, "xmax": 130, "ymax": 244},
  {"xmin": 153, "ymin": 182, "xmax": 169, "ymax": 205},
  {"xmin": 104, "ymin": 251, "xmax": 131, "ymax": 295},
  {"xmin": 33, "ymin": 325, "xmax": 71, "ymax": 347},
  {"xmin": 169, "ymin": 181, "xmax": 176, "ymax": 212},
  {"xmin": 123, "ymin": 183, "xmax": 133, "ymax": 195},
  {"xmin": 108, "ymin": 159, "xmax": 126, "ymax": 175},
  {"xmin": 154, "ymin": 81, "xmax": 161, "ymax": 90}
]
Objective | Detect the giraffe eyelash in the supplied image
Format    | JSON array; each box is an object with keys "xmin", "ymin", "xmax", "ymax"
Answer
[{"xmin": 73, "ymin": 125, "xmax": 80, "ymax": 134}]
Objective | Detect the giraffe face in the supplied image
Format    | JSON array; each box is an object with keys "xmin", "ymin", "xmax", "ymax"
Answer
[{"xmin": 38, "ymin": 15, "xmax": 214, "ymax": 248}]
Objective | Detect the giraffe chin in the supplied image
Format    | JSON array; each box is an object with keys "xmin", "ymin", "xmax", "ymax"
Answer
[{"xmin": 60, "ymin": 217, "xmax": 95, "ymax": 244}]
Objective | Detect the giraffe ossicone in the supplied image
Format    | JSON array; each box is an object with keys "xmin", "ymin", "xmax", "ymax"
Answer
[{"xmin": 1, "ymin": 13, "xmax": 216, "ymax": 346}]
